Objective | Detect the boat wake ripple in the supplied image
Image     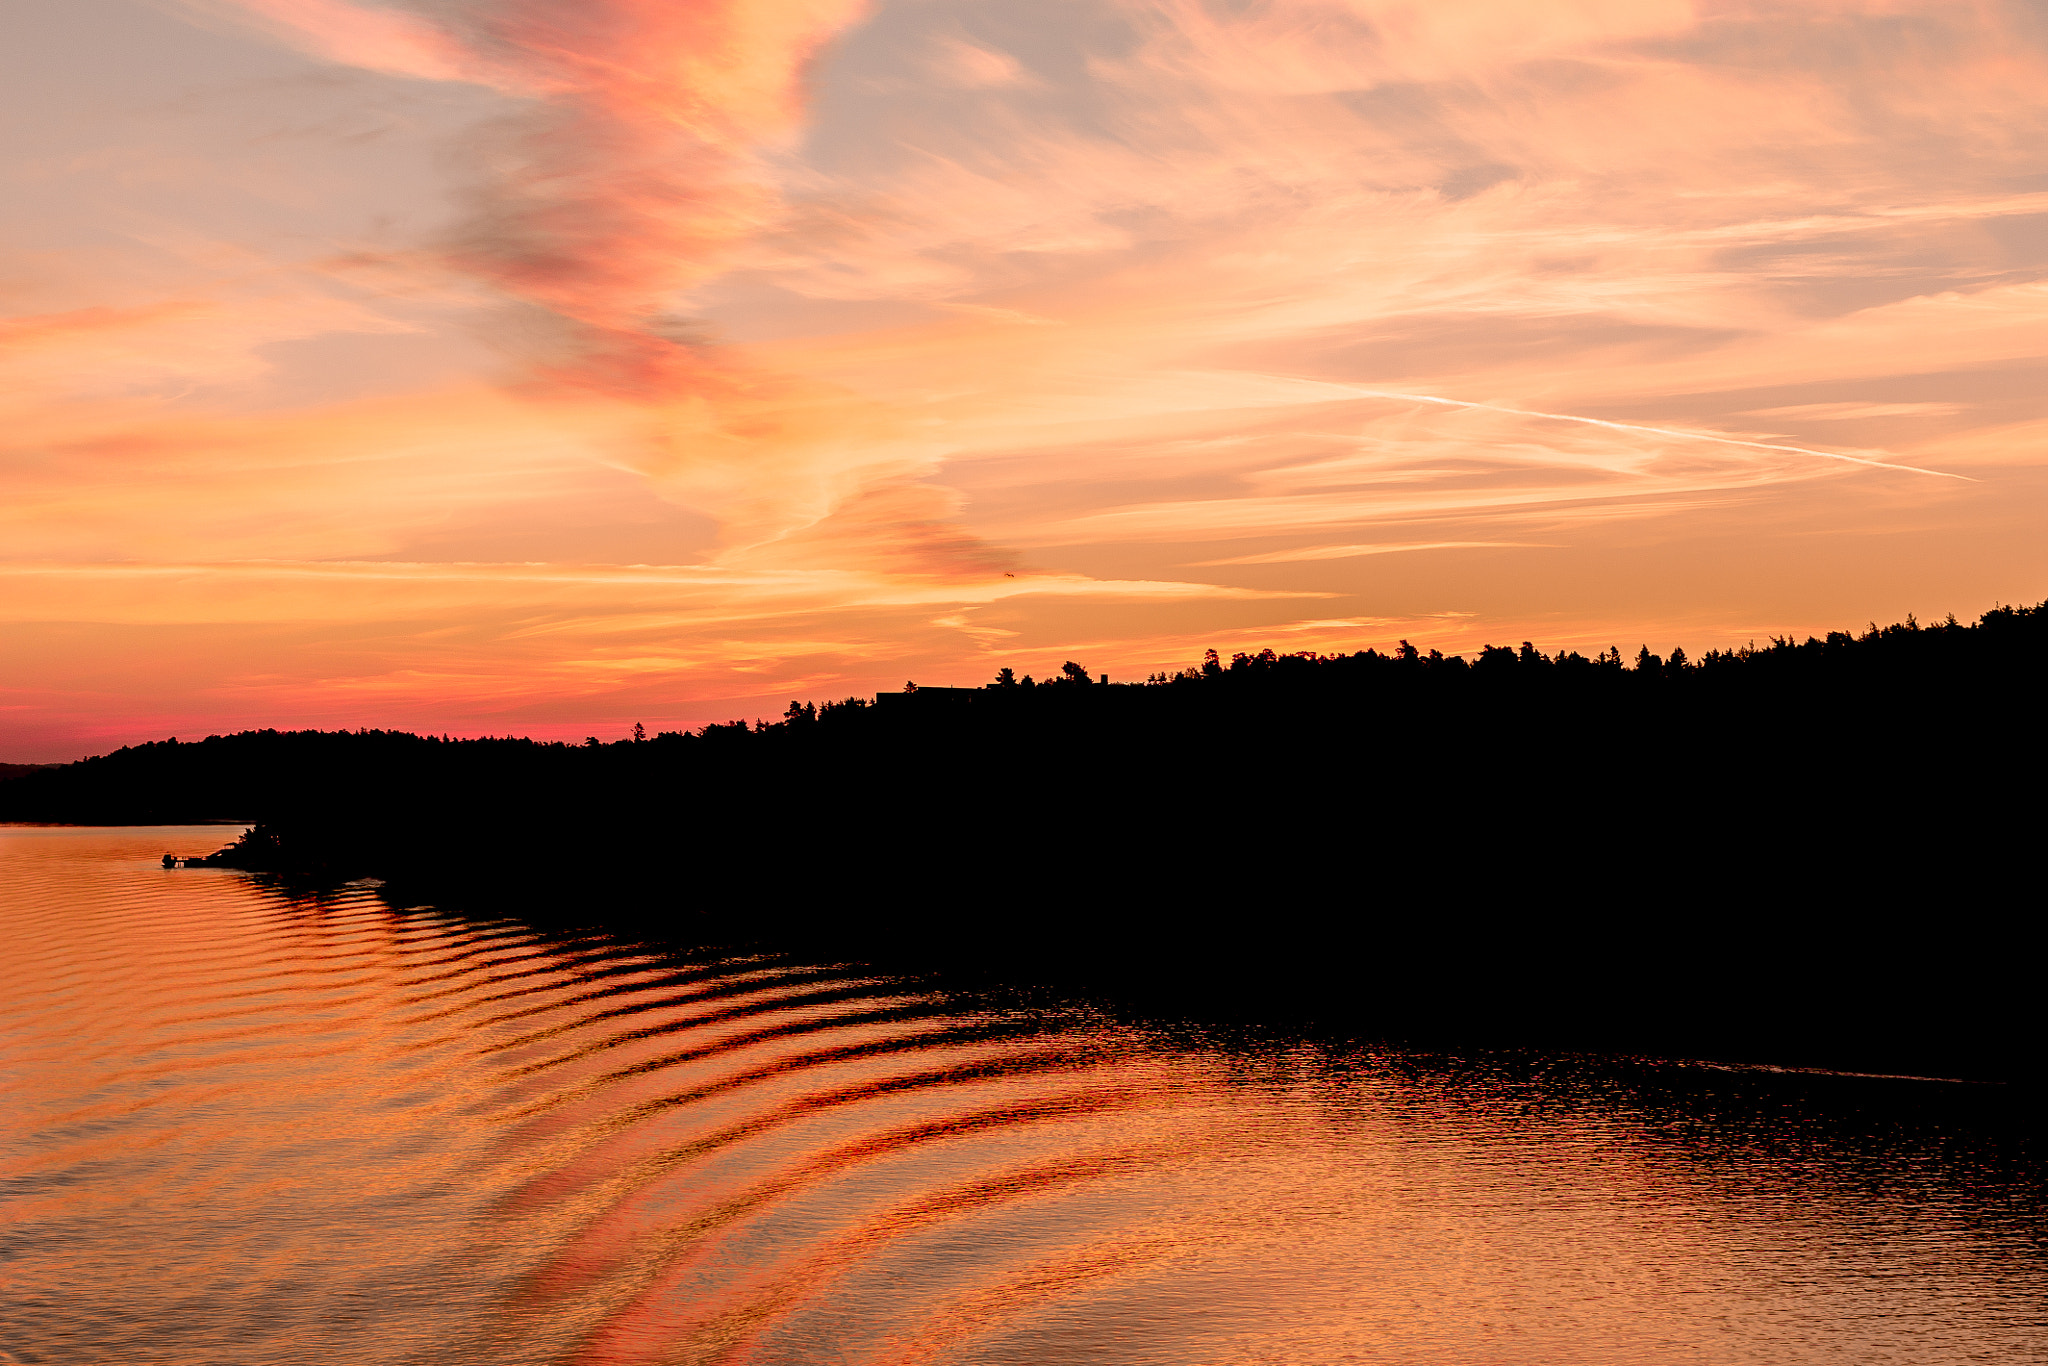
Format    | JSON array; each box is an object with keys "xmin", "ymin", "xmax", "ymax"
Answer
[{"xmin": 4, "ymin": 826, "xmax": 2042, "ymax": 1366}]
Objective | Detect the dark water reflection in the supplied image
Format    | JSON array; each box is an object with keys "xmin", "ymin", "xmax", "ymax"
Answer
[{"xmin": 3, "ymin": 826, "xmax": 2041, "ymax": 1365}]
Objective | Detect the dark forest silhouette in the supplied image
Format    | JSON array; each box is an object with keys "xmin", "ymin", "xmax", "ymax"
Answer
[{"xmin": 5, "ymin": 601, "xmax": 2044, "ymax": 1083}]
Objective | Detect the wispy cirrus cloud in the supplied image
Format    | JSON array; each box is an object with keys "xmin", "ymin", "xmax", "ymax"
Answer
[
  {"xmin": 5, "ymin": 0, "xmax": 2048, "ymax": 756},
  {"xmin": 1196, "ymin": 542, "xmax": 1555, "ymax": 567},
  {"xmin": 177, "ymin": 0, "xmax": 935, "ymax": 557}
]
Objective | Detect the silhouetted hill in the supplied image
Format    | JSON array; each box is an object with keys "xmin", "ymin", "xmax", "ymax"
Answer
[
  {"xmin": 0, "ymin": 762, "xmax": 56, "ymax": 783},
  {"xmin": 6, "ymin": 602, "xmax": 2044, "ymax": 1083}
]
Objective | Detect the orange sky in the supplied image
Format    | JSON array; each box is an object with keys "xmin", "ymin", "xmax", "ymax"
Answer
[{"xmin": 5, "ymin": 0, "xmax": 2047, "ymax": 760}]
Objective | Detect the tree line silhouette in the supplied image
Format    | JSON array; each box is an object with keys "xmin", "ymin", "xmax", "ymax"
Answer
[{"xmin": 5, "ymin": 600, "xmax": 2042, "ymax": 1083}]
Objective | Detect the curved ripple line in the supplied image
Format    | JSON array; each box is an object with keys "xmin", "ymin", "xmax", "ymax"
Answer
[
  {"xmin": 473, "ymin": 981, "xmax": 930, "ymax": 1079},
  {"xmin": 503, "ymin": 1045, "xmax": 1106, "ymax": 1234},
  {"xmin": 484, "ymin": 1001, "xmax": 965, "ymax": 1120},
  {"xmin": 595, "ymin": 1142, "xmax": 1204, "ymax": 1366},
  {"xmin": 525, "ymin": 1084, "xmax": 1158, "ymax": 1349}
]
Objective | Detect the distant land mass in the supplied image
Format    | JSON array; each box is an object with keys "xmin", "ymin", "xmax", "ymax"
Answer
[{"xmin": 6, "ymin": 603, "xmax": 2043, "ymax": 1086}]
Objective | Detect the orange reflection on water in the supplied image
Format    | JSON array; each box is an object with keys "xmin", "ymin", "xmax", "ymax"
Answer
[{"xmin": 1, "ymin": 825, "xmax": 2041, "ymax": 1366}]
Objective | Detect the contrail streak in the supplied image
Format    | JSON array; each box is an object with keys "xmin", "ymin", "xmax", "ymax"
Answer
[{"xmin": 1344, "ymin": 388, "xmax": 1973, "ymax": 481}]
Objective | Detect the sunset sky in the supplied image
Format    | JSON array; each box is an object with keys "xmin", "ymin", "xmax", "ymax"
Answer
[{"xmin": 5, "ymin": 0, "xmax": 2046, "ymax": 759}]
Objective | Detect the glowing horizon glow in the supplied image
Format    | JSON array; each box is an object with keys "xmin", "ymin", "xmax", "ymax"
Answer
[{"xmin": 4, "ymin": 0, "xmax": 2048, "ymax": 759}]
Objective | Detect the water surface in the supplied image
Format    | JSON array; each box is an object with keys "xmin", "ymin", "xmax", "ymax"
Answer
[{"xmin": 2, "ymin": 825, "xmax": 2041, "ymax": 1364}]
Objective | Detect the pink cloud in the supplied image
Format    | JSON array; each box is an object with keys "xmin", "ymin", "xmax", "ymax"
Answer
[
  {"xmin": 7, "ymin": 0, "xmax": 2048, "ymax": 757},
  {"xmin": 927, "ymin": 37, "xmax": 1037, "ymax": 90},
  {"xmin": 1132, "ymin": 0, "xmax": 1698, "ymax": 94},
  {"xmin": 183, "ymin": 0, "xmax": 485, "ymax": 83}
]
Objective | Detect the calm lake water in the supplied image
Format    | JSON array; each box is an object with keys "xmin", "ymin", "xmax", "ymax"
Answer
[{"xmin": 2, "ymin": 825, "xmax": 2042, "ymax": 1366}]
